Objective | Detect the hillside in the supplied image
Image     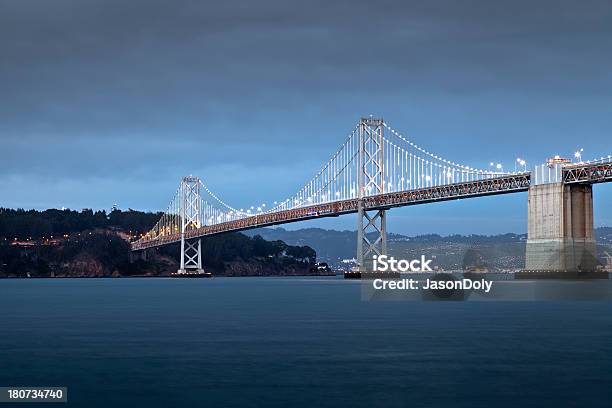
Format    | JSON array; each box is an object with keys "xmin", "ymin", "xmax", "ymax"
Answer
[
  {"xmin": 246, "ymin": 227, "xmax": 612, "ymax": 271},
  {"xmin": 0, "ymin": 208, "xmax": 317, "ymax": 278}
]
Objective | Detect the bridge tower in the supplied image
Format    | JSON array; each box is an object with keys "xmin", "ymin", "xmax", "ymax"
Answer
[
  {"xmin": 523, "ymin": 164, "xmax": 598, "ymax": 276},
  {"xmin": 356, "ymin": 117, "xmax": 387, "ymax": 272},
  {"xmin": 178, "ymin": 176, "xmax": 205, "ymax": 274}
]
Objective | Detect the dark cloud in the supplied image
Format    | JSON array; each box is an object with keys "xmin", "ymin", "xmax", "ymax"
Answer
[{"xmin": 1, "ymin": 0, "xmax": 611, "ymax": 232}]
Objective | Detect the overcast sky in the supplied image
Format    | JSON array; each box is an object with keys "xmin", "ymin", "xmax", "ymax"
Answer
[{"xmin": 1, "ymin": 0, "xmax": 611, "ymax": 234}]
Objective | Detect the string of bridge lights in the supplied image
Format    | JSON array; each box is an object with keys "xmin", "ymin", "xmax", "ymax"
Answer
[
  {"xmin": 139, "ymin": 119, "xmax": 612, "ymax": 241},
  {"xmin": 199, "ymin": 125, "xmax": 360, "ymax": 220},
  {"xmin": 195, "ymin": 121, "xmax": 516, "ymax": 225},
  {"xmin": 194, "ymin": 148, "xmax": 611, "ymax": 227},
  {"xmin": 261, "ymin": 124, "xmax": 361, "ymax": 215},
  {"xmin": 382, "ymin": 122, "xmax": 506, "ymax": 176}
]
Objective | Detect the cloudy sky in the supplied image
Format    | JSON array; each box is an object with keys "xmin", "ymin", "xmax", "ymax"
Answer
[{"xmin": 1, "ymin": 0, "xmax": 611, "ymax": 234}]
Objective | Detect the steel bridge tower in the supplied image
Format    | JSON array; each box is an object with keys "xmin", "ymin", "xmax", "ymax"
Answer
[
  {"xmin": 356, "ymin": 117, "xmax": 387, "ymax": 272},
  {"xmin": 178, "ymin": 176, "xmax": 204, "ymax": 274}
]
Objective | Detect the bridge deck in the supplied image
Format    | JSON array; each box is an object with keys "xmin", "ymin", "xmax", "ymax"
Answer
[
  {"xmin": 132, "ymin": 160, "xmax": 612, "ymax": 251},
  {"xmin": 132, "ymin": 173, "xmax": 530, "ymax": 251},
  {"xmin": 563, "ymin": 161, "xmax": 612, "ymax": 184}
]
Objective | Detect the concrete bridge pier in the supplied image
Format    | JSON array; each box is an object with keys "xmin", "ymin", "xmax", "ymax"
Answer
[{"xmin": 523, "ymin": 182, "xmax": 598, "ymax": 276}]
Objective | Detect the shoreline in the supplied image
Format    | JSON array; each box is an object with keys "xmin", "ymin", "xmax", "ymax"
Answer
[{"xmin": 0, "ymin": 273, "xmax": 339, "ymax": 279}]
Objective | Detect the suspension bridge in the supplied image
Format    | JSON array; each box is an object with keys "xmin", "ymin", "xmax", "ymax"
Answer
[{"xmin": 130, "ymin": 117, "xmax": 612, "ymax": 275}]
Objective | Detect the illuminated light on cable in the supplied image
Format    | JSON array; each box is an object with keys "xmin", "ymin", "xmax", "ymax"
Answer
[{"xmin": 133, "ymin": 120, "xmax": 536, "ymax": 252}]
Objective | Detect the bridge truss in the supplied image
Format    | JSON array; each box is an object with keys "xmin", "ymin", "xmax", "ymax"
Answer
[{"xmin": 563, "ymin": 158, "xmax": 612, "ymax": 184}]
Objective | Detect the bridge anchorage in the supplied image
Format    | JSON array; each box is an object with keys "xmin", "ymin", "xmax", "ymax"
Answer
[{"xmin": 130, "ymin": 116, "xmax": 611, "ymax": 279}]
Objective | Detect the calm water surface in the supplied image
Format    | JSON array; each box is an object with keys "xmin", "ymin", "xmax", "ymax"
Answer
[{"xmin": 1, "ymin": 277, "xmax": 611, "ymax": 407}]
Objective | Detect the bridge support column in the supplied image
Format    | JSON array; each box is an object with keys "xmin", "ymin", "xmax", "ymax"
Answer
[
  {"xmin": 178, "ymin": 237, "xmax": 205, "ymax": 274},
  {"xmin": 176, "ymin": 176, "xmax": 208, "ymax": 275},
  {"xmin": 523, "ymin": 182, "xmax": 597, "ymax": 276},
  {"xmin": 354, "ymin": 116, "xmax": 387, "ymax": 273},
  {"xmin": 357, "ymin": 207, "xmax": 387, "ymax": 272}
]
